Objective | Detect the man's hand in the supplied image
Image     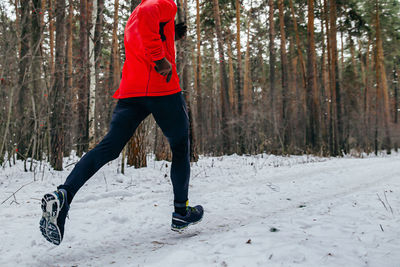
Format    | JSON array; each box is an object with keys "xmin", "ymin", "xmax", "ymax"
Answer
[
  {"xmin": 175, "ymin": 22, "xmax": 187, "ymax": 41},
  {"xmin": 154, "ymin": 57, "xmax": 172, "ymax": 83}
]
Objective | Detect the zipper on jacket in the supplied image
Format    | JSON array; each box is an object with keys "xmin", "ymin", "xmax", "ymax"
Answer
[{"xmin": 146, "ymin": 65, "xmax": 152, "ymax": 96}]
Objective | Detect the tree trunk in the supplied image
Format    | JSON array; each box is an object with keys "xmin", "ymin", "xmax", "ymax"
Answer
[
  {"xmin": 40, "ymin": 0, "xmax": 46, "ymax": 28},
  {"xmin": 94, "ymin": 0, "xmax": 104, "ymax": 142},
  {"xmin": 127, "ymin": 120, "xmax": 147, "ymax": 168},
  {"xmin": 88, "ymin": 0, "xmax": 98, "ymax": 149},
  {"xmin": 359, "ymin": 38, "xmax": 371, "ymax": 150},
  {"xmin": 289, "ymin": 0, "xmax": 307, "ymax": 91},
  {"xmin": 17, "ymin": 0, "xmax": 31, "ymax": 157},
  {"xmin": 110, "ymin": 0, "xmax": 120, "ymax": 100},
  {"xmin": 227, "ymin": 32, "xmax": 236, "ymax": 112},
  {"xmin": 77, "ymin": 0, "xmax": 90, "ymax": 156},
  {"xmin": 50, "ymin": 0, "xmax": 66, "ymax": 170},
  {"xmin": 278, "ymin": 0, "xmax": 290, "ymax": 151},
  {"xmin": 323, "ymin": 0, "xmax": 334, "ymax": 154},
  {"xmin": 235, "ymin": 0, "xmax": 246, "ymax": 154},
  {"xmin": 212, "ymin": 0, "xmax": 231, "ymax": 154},
  {"xmin": 209, "ymin": 38, "xmax": 218, "ymax": 152},
  {"xmin": 289, "ymin": 36, "xmax": 300, "ymax": 148},
  {"xmin": 235, "ymin": 0, "xmax": 242, "ymax": 116},
  {"xmin": 49, "ymin": 0, "xmax": 55, "ymax": 80},
  {"xmin": 268, "ymin": 0, "xmax": 279, "ymax": 149},
  {"xmin": 0, "ymin": 85, "xmax": 16, "ymax": 166},
  {"xmin": 154, "ymin": 125, "xmax": 172, "ymax": 161},
  {"xmin": 243, "ymin": 15, "xmax": 251, "ymax": 112},
  {"xmin": 31, "ymin": 0, "xmax": 43, "ymax": 161},
  {"xmin": 320, "ymin": 0, "xmax": 330, "ymax": 151},
  {"xmin": 329, "ymin": 0, "xmax": 341, "ymax": 155},
  {"xmin": 375, "ymin": 0, "xmax": 392, "ymax": 153},
  {"xmin": 195, "ymin": 0, "xmax": 203, "ymax": 153},
  {"xmin": 64, "ymin": 0, "xmax": 74, "ymax": 156},
  {"xmin": 306, "ymin": 0, "xmax": 321, "ymax": 150},
  {"xmin": 15, "ymin": 0, "xmax": 20, "ymax": 54}
]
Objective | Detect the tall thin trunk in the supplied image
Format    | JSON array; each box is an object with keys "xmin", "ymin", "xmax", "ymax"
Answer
[
  {"xmin": 49, "ymin": 0, "xmax": 55, "ymax": 80},
  {"xmin": 235, "ymin": 0, "xmax": 245, "ymax": 154},
  {"xmin": 40, "ymin": 0, "xmax": 46, "ymax": 28},
  {"xmin": 289, "ymin": 37, "xmax": 299, "ymax": 145},
  {"xmin": 31, "ymin": 0, "xmax": 43, "ymax": 161},
  {"xmin": 77, "ymin": 0, "xmax": 90, "ymax": 156},
  {"xmin": 366, "ymin": 38, "xmax": 372, "ymax": 150},
  {"xmin": 0, "ymin": 86, "xmax": 15, "ymax": 165},
  {"xmin": 289, "ymin": 0, "xmax": 307, "ymax": 90},
  {"xmin": 349, "ymin": 37, "xmax": 357, "ymax": 79},
  {"xmin": 268, "ymin": 0, "xmax": 277, "ymax": 142},
  {"xmin": 374, "ymin": 41, "xmax": 379, "ymax": 155},
  {"xmin": 290, "ymin": 0, "xmax": 307, "ymax": 148},
  {"xmin": 243, "ymin": 15, "xmax": 251, "ymax": 111},
  {"xmin": 320, "ymin": 0, "xmax": 330, "ymax": 150},
  {"xmin": 94, "ymin": 0, "xmax": 104, "ymax": 141},
  {"xmin": 288, "ymin": 37, "xmax": 297, "ymax": 148},
  {"xmin": 64, "ymin": 0, "xmax": 74, "ymax": 156},
  {"xmin": 340, "ymin": 22, "xmax": 344, "ymax": 77},
  {"xmin": 306, "ymin": 0, "xmax": 321, "ymax": 149},
  {"xmin": 359, "ymin": 39, "xmax": 370, "ymax": 149},
  {"xmin": 15, "ymin": 0, "xmax": 20, "ymax": 54},
  {"xmin": 278, "ymin": 0, "xmax": 289, "ymax": 151},
  {"xmin": 17, "ymin": 0, "xmax": 31, "ymax": 157},
  {"xmin": 212, "ymin": 0, "xmax": 231, "ymax": 154},
  {"xmin": 329, "ymin": 0, "xmax": 341, "ymax": 155},
  {"xmin": 209, "ymin": 38, "xmax": 218, "ymax": 151},
  {"xmin": 375, "ymin": 0, "xmax": 392, "ymax": 153},
  {"xmin": 324, "ymin": 0, "xmax": 335, "ymax": 154},
  {"xmin": 195, "ymin": 0, "xmax": 203, "ymax": 153},
  {"xmin": 50, "ymin": 0, "xmax": 66, "ymax": 170},
  {"xmin": 235, "ymin": 0, "xmax": 243, "ymax": 115},
  {"xmin": 88, "ymin": 0, "xmax": 98, "ymax": 149},
  {"xmin": 227, "ymin": 32, "xmax": 236, "ymax": 112},
  {"xmin": 111, "ymin": 0, "xmax": 120, "ymax": 92}
]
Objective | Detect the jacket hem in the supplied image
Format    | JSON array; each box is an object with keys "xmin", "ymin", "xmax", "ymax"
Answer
[{"xmin": 113, "ymin": 88, "xmax": 181, "ymax": 99}]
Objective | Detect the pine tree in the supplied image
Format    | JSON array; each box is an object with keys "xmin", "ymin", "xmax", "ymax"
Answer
[{"xmin": 50, "ymin": 0, "xmax": 66, "ymax": 170}]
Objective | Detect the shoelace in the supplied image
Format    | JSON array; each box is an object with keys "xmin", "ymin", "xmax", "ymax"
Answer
[{"xmin": 187, "ymin": 206, "xmax": 197, "ymax": 213}]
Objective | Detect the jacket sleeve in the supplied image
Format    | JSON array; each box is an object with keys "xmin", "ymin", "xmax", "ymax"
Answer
[{"xmin": 138, "ymin": 1, "xmax": 176, "ymax": 62}]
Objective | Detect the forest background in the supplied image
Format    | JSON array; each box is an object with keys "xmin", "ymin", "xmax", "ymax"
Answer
[{"xmin": 0, "ymin": 0, "xmax": 399, "ymax": 171}]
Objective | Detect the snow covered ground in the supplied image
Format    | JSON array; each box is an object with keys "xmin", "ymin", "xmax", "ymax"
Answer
[{"xmin": 1, "ymin": 152, "xmax": 400, "ymax": 267}]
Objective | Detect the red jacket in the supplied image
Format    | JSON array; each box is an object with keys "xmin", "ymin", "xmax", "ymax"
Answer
[{"xmin": 113, "ymin": 0, "xmax": 180, "ymax": 98}]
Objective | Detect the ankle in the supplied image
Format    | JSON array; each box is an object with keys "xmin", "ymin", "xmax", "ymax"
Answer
[
  {"xmin": 175, "ymin": 207, "xmax": 187, "ymax": 216},
  {"xmin": 174, "ymin": 200, "xmax": 189, "ymax": 216},
  {"xmin": 57, "ymin": 186, "xmax": 73, "ymax": 205}
]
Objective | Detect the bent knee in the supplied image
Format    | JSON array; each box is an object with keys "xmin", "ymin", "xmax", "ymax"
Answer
[{"xmin": 170, "ymin": 135, "xmax": 189, "ymax": 151}]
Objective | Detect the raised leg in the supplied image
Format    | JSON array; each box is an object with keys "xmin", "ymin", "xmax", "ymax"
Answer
[{"xmin": 59, "ymin": 98, "xmax": 150, "ymax": 202}]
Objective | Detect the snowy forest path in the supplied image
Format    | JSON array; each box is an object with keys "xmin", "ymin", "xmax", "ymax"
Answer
[{"xmin": 1, "ymin": 154, "xmax": 400, "ymax": 266}]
